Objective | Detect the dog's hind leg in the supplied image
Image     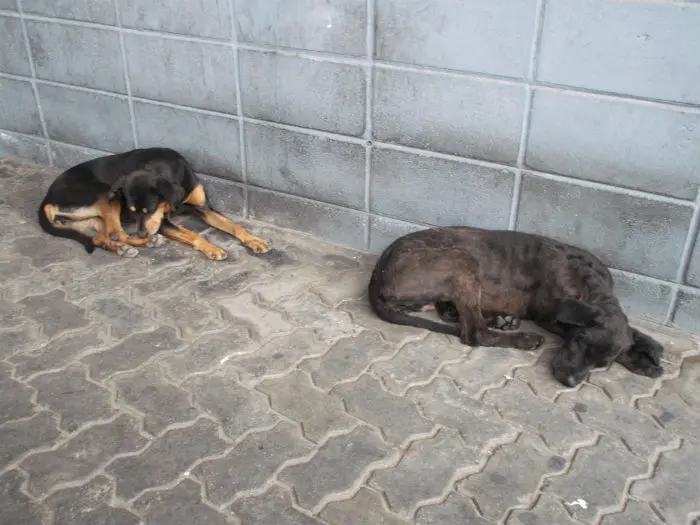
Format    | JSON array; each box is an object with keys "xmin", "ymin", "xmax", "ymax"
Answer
[
  {"xmin": 183, "ymin": 184, "xmax": 270, "ymax": 254},
  {"xmin": 160, "ymin": 218, "xmax": 227, "ymax": 260},
  {"xmin": 50, "ymin": 216, "xmax": 139, "ymax": 258}
]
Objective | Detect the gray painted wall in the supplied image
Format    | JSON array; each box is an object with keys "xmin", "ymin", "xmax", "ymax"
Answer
[{"xmin": 1, "ymin": 0, "xmax": 699, "ymax": 331}]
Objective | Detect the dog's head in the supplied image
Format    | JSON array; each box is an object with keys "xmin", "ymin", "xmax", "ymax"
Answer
[
  {"xmin": 550, "ymin": 299, "xmax": 633, "ymax": 387},
  {"xmin": 108, "ymin": 169, "xmax": 185, "ymax": 237}
]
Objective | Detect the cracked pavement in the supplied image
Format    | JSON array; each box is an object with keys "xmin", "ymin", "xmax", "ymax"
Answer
[{"xmin": 1, "ymin": 157, "xmax": 700, "ymax": 525}]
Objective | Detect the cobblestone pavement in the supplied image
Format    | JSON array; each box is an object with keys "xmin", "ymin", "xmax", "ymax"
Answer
[{"xmin": 1, "ymin": 157, "xmax": 700, "ymax": 525}]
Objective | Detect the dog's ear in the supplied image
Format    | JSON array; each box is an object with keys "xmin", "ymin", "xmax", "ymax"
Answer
[
  {"xmin": 155, "ymin": 179, "xmax": 186, "ymax": 208},
  {"xmin": 556, "ymin": 299, "xmax": 602, "ymax": 327},
  {"xmin": 107, "ymin": 177, "xmax": 125, "ymax": 200}
]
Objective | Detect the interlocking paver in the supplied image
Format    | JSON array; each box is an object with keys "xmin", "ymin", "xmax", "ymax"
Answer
[
  {"xmin": 185, "ymin": 370, "xmax": 278, "ymax": 439},
  {"xmin": 29, "ymin": 363, "xmax": 115, "ymax": 432},
  {"xmin": 0, "ymin": 157, "xmax": 699, "ymax": 525},
  {"xmin": 20, "ymin": 414, "xmax": 147, "ymax": 497},
  {"xmin": 82, "ymin": 326, "xmax": 184, "ymax": 381},
  {"xmin": 415, "ymin": 491, "xmax": 491, "ymax": 525},
  {"xmin": 44, "ymin": 475, "xmax": 142, "ymax": 525},
  {"xmin": 483, "ymin": 379, "xmax": 597, "ymax": 456},
  {"xmin": 333, "ymin": 374, "xmax": 433, "ymax": 444},
  {"xmin": 113, "ymin": 364, "xmax": 199, "ymax": 435},
  {"xmin": 258, "ymin": 370, "xmax": 358, "ymax": 443},
  {"xmin": 279, "ymin": 425, "xmax": 390, "ymax": 511},
  {"xmin": 460, "ymin": 433, "xmax": 565, "ymax": 522},
  {"xmin": 133, "ymin": 478, "xmax": 236, "ymax": 525},
  {"xmin": 321, "ymin": 487, "xmax": 411, "ymax": 525},
  {"xmin": 301, "ymin": 331, "xmax": 395, "ymax": 391},
  {"xmin": 230, "ymin": 329, "xmax": 328, "ymax": 386},
  {"xmin": 229, "ymin": 485, "xmax": 325, "ymax": 525},
  {"xmin": 195, "ymin": 420, "xmax": 314, "ymax": 505},
  {"xmin": 0, "ymin": 470, "xmax": 47, "ymax": 525},
  {"xmin": 543, "ymin": 436, "xmax": 647, "ymax": 522},
  {"xmin": 630, "ymin": 439, "xmax": 700, "ymax": 524},
  {"xmin": 371, "ymin": 333, "xmax": 464, "ymax": 395},
  {"xmin": 106, "ymin": 418, "xmax": 229, "ymax": 500},
  {"xmin": 0, "ymin": 411, "xmax": 60, "ymax": 470}
]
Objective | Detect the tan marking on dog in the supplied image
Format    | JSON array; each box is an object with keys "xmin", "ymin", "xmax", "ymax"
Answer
[
  {"xmin": 183, "ymin": 184, "xmax": 206, "ymax": 207},
  {"xmin": 199, "ymin": 208, "xmax": 269, "ymax": 253},
  {"xmin": 143, "ymin": 202, "xmax": 169, "ymax": 236},
  {"xmin": 161, "ymin": 222, "xmax": 226, "ymax": 260}
]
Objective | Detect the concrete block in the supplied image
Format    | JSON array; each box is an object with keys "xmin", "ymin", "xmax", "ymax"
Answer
[
  {"xmin": 376, "ymin": 0, "xmax": 538, "ymax": 78},
  {"xmin": 38, "ymin": 84, "xmax": 133, "ymax": 152},
  {"xmin": 526, "ymin": 89, "xmax": 700, "ymax": 200},
  {"xmin": 0, "ymin": 77, "xmax": 41, "ymax": 136},
  {"xmin": 239, "ymin": 50, "xmax": 365, "ymax": 136},
  {"xmin": 368, "ymin": 215, "xmax": 425, "ymax": 255},
  {"xmin": 0, "ymin": 0, "xmax": 16, "ymax": 10},
  {"xmin": 49, "ymin": 142, "xmax": 110, "ymax": 169},
  {"xmin": 234, "ymin": 0, "xmax": 366, "ymax": 55},
  {"xmin": 373, "ymin": 68, "xmax": 525, "ymax": 163},
  {"xmin": 248, "ymin": 188, "xmax": 367, "ymax": 250},
  {"xmin": 23, "ymin": 0, "xmax": 116, "ymax": 24},
  {"xmin": 370, "ymin": 147, "xmax": 514, "ymax": 228},
  {"xmin": 0, "ymin": 16, "xmax": 31, "ymax": 76},
  {"xmin": 673, "ymin": 289, "xmax": 700, "ymax": 333},
  {"xmin": 26, "ymin": 21, "xmax": 125, "ymax": 92},
  {"xmin": 134, "ymin": 101, "xmax": 242, "ymax": 180},
  {"xmin": 125, "ymin": 34, "xmax": 237, "ymax": 113},
  {"xmin": 537, "ymin": 0, "xmax": 700, "ymax": 104},
  {"xmin": 245, "ymin": 123, "xmax": 365, "ymax": 209},
  {"xmin": 199, "ymin": 175, "xmax": 245, "ymax": 216},
  {"xmin": 686, "ymin": 233, "xmax": 700, "ymax": 288},
  {"xmin": 119, "ymin": 0, "xmax": 231, "ymax": 39},
  {"xmin": 517, "ymin": 174, "xmax": 693, "ymax": 281},
  {"xmin": 610, "ymin": 270, "xmax": 673, "ymax": 324},
  {"xmin": 0, "ymin": 131, "xmax": 49, "ymax": 165}
]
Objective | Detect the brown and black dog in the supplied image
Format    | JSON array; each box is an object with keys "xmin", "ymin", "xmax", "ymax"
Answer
[
  {"xmin": 38, "ymin": 147, "xmax": 269, "ymax": 259},
  {"xmin": 368, "ymin": 227, "xmax": 664, "ymax": 387}
]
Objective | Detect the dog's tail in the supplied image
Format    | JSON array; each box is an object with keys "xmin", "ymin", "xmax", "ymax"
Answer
[
  {"xmin": 367, "ymin": 247, "xmax": 460, "ymax": 338},
  {"xmin": 37, "ymin": 202, "xmax": 95, "ymax": 254}
]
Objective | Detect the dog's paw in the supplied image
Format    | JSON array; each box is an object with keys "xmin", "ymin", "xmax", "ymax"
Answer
[
  {"xmin": 146, "ymin": 234, "xmax": 166, "ymax": 248},
  {"xmin": 245, "ymin": 237, "xmax": 270, "ymax": 254},
  {"xmin": 514, "ymin": 332, "xmax": 545, "ymax": 351},
  {"xmin": 116, "ymin": 245, "xmax": 139, "ymax": 258},
  {"xmin": 491, "ymin": 315, "xmax": 521, "ymax": 331},
  {"xmin": 202, "ymin": 245, "xmax": 228, "ymax": 261}
]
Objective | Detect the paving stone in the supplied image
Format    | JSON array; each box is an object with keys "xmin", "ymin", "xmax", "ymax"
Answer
[
  {"xmin": 157, "ymin": 326, "xmax": 256, "ymax": 381},
  {"xmin": 229, "ymin": 329, "xmax": 328, "ymax": 386},
  {"xmin": 195, "ymin": 420, "xmax": 314, "ymax": 505},
  {"xmin": 0, "ymin": 361, "xmax": 36, "ymax": 425},
  {"xmin": 557, "ymin": 385, "xmax": 670, "ymax": 457},
  {"xmin": 113, "ymin": 364, "xmax": 199, "ymax": 435},
  {"xmin": 131, "ymin": 263, "xmax": 214, "ymax": 299},
  {"xmin": 483, "ymin": 380, "xmax": 596, "ymax": 456},
  {"xmin": 29, "ymin": 363, "xmax": 115, "ymax": 432},
  {"xmin": 599, "ymin": 499, "xmax": 665, "ymax": 525},
  {"xmin": 273, "ymin": 292, "xmax": 360, "ymax": 343},
  {"xmin": 311, "ymin": 268, "xmax": 368, "ymax": 305},
  {"xmin": 44, "ymin": 475, "xmax": 142, "ymax": 525},
  {"xmin": 0, "ymin": 297, "xmax": 26, "ymax": 328},
  {"xmin": 185, "ymin": 371, "xmax": 278, "ymax": 439},
  {"xmin": 279, "ymin": 425, "xmax": 390, "ymax": 511},
  {"xmin": 460, "ymin": 433, "xmax": 564, "ymax": 522},
  {"xmin": 11, "ymin": 325, "xmax": 110, "ymax": 379},
  {"xmin": 415, "ymin": 490, "xmax": 491, "ymax": 525},
  {"xmin": 0, "ymin": 322, "xmax": 48, "ymax": 357},
  {"xmin": 133, "ymin": 478, "xmax": 235, "ymax": 525},
  {"xmin": 0, "ymin": 256, "xmax": 33, "ymax": 282},
  {"xmin": 12, "ymin": 235, "xmax": 77, "ymax": 269},
  {"xmin": 661, "ymin": 354, "xmax": 700, "ymax": 408},
  {"xmin": 630, "ymin": 439, "xmax": 700, "ymax": 525},
  {"xmin": 17, "ymin": 290, "xmax": 89, "ymax": 338},
  {"xmin": 587, "ymin": 362, "xmax": 661, "ymax": 406},
  {"xmin": 192, "ymin": 266, "xmax": 257, "ymax": 299},
  {"xmin": 408, "ymin": 377, "xmax": 516, "ymax": 462},
  {"xmin": 0, "ymin": 470, "xmax": 47, "ymax": 525},
  {"xmin": 20, "ymin": 414, "xmax": 147, "ymax": 497},
  {"xmin": 337, "ymin": 299, "xmax": 431, "ymax": 347},
  {"xmin": 371, "ymin": 333, "xmax": 465, "ymax": 395},
  {"xmin": 82, "ymin": 326, "xmax": 183, "ymax": 381},
  {"xmin": 543, "ymin": 436, "xmax": 647, "ymax": 522},
  {"xmin": 301, "ymin": 331, "xmax": 396, "ymax": 391},
  {"xmin": 152, "ymin": 290, "xmax": 227, "ymax": 339},
  {"xmin": 64, "ymin": 260, "xmax": 154, "ymax": 302},
  {"xmin": 107, "ymin": 418, "xmax": 229, "ymax": 501},
  {"xmin": 513, "ymin": 346, "xmax": 575, "ymax": 401},
  {"xmin": 229, "ymin": 485, "xmax": 325, "ymax": 525},
  {"xmin": 506, "ymin": 493, "xmax": 581, "ymax": 525},
  {"xmin": 218, "ymin": 292, "xmax": 295, "ymax": 339},
  {"xmin": 0, "ymin": 411, "xmax": 60, "ymax": 470},
  {"xmin": 333, "ymin": 374, "xmax": 433, "ymax": 445},
  {"xmin": 5, "ymin": 263, "xmax": 86, "ymax": 303},
  {"xmin": 370, "ymin": 427, "xmax": 475, "ymax": 516},
  {"xmin": 321, "ymin": 487, "xmax": 410, "ymax": 525},
  {"xmin": 444, "ymin": 347, "xmax": 537, "ymax": 399},
  {"xmin": 258, "ymin": 370, "xmax": 358, "ymax": 443},
  {"xmin": 638, "ymin": 389, "xmax": 700, "ymax": 443},
  {"xmin": 83, "ymin": 294, "xmax": 157, "ymax": 339},
  {"xmin": 249, "ymin": 266, "xmax": 330, "ymax": 303}
]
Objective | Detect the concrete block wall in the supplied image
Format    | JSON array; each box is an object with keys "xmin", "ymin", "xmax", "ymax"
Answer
[{"xmin": 1, "ymin": 0, "xmax": 699, "ymax": 331}]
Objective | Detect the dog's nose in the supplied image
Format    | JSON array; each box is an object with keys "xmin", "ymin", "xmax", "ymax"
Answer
[{"xmin": 564, "ymin": 375, "xmax": 578, "ymax": 387}]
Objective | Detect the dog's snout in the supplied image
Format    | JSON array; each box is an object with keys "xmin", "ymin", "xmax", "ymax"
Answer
[{"xmin": 564, "ymin": 375, "xmax": 578, "ymax": 388}]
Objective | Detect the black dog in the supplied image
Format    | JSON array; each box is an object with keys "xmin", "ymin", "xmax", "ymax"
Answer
[
  {"xmin": 368, "ymin": 227, "xmax": 664, "ymax": 387},
  {"xmin": 38, "ymin": 148, "xmax": 269, "ymax": 259}
]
